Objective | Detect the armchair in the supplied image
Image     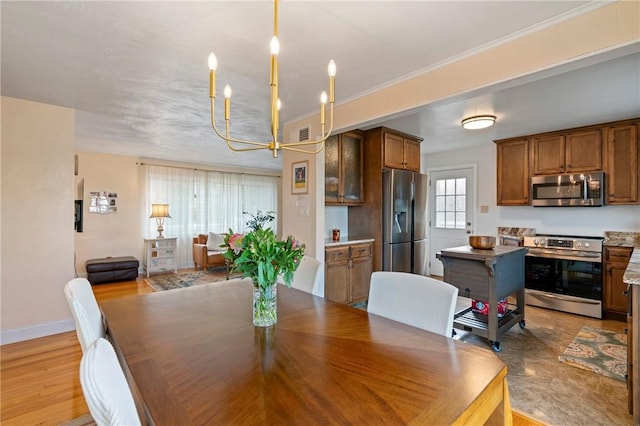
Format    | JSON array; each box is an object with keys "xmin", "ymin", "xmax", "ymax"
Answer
[{"xmin": 193, "ymin": 233, "xmax": 230, "ymax": 279}]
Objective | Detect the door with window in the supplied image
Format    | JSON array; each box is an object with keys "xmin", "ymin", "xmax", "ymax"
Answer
[{"xmin": 428, "ymin": 167, "xmax": 476, "ymax": 276}]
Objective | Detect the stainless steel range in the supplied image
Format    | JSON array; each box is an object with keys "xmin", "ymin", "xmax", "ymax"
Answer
[{"xmin": 523, "ymin": 235, "xmax": 603, "ymax": 318}]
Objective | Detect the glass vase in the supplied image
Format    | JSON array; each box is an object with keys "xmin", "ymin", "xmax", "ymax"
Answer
[{"xmin": 253, "ymin": 282, "xmax": 277, "ymax": 327}]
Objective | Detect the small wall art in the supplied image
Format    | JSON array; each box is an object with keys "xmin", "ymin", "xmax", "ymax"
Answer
[
  {"xmin": 292, "ymin": 160, "xmax": 308, "ymax": 194},
  {"xmin": 89, "ymin": 191, "xmax": 118, "ymax": 214}
]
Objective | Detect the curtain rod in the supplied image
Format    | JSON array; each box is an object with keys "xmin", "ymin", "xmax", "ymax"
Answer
[{"xmin": 136, "ymin": 161, "xmax": 281, "ymax": 178}]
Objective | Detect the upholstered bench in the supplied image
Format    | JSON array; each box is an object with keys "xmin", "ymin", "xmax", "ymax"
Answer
[{"xmin": 86, "ymin": 256, "xmax": 139, "ymax": 285}]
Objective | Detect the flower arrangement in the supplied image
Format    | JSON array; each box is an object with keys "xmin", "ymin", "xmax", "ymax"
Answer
[
  {"xmin": 222, "ymin": 227, "xmax": 305, "ymax": 289},
  {"xmin": 221, "ymin": 211, "xmax": 305, "ymax": 326}
]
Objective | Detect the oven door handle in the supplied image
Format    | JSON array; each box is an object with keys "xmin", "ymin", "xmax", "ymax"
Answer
[
  {"xmin": 525, "ymin": 250, "xmax": 601, "ymax": 263},
  {"xmin": 526, "ymin": 290, "xmax": 601, "ymax": 305}
]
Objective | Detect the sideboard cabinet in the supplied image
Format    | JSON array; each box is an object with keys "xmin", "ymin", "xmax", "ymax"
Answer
[
  {"xmin": 325, "ymin": 130, "xmax": 364, "ymax": 206},
  {"xmin": 143, "ymin": 237, "xmax": 178, "ymax": 276}
]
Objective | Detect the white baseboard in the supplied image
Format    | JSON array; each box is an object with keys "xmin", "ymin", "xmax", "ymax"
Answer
[{"xmin": 0, "ymin": 318, "xmax": 76, "ymax": 345}]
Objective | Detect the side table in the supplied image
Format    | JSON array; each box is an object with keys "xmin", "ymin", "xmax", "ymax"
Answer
[{"xmin": 143, "ymin": 237, "xmax": 178, "ymax": 277}]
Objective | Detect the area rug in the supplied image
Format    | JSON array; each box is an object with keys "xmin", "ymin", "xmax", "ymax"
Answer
[
  {"xmin": 145, "ymin": 267, "xmax": 234, "ymax": 291},
  {"xmin": 558, "ymin": 325, "xmax": 627, "ymax": 382}
]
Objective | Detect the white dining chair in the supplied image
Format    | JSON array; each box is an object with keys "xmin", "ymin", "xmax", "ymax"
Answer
[
  {"xmin": 279, "ymin": 255, "xmax": 321, "ymax": 294},
  {"xmin": 64, "ymin": 277, "xmax": 105, "ymax": 352},
  {"xmin": 80, "ymin": 338, "xmax": 141, "ymax": 426},
  {"xmin": 367, "ymin": 271, "xmax": 458, "ymax": 337}
]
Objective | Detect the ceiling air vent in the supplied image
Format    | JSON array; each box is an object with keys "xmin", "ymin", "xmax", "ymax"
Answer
[{"xmin": 299, "ymin": 127, "xmax": 310, "ymax": 141}]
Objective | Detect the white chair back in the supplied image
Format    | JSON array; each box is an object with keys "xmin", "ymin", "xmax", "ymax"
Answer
[
  {"xmin": 367, "ymin": 271, "xmax": 458, "ymax": 337},
  {"xmin": 280, "ymin": 256, "xmax": 321, "ymax": 294},
  {"xmin": 80, "ymin": 338, "xmax": 141, "ymax": 426},
  {"xmin": 64, "ymin": 278, "xmax": 104, "ymax": 352}
]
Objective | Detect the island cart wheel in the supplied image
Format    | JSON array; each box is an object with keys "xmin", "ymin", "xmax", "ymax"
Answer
[
  {"xmin": 490, "ymin": 341, "xmax": 501, "ymax": 352},
  {"xmin": 519, "ymin": 320, "xmax": 526, "ymax": 329}
]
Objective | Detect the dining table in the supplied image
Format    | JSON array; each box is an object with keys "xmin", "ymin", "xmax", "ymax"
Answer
[{"xmin": 100, "ymin": 278, "xmax": 512, "ymax": 425}]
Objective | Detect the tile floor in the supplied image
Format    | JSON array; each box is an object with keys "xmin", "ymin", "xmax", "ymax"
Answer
[{"xmin": 454, "ymin": 302, "xmax": 633, "ymax": 425}]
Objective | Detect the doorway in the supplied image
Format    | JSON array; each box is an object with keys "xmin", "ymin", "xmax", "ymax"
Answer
[{"xmin": 427, "ymin": 165, "xmax": 477, "ymax": 276}]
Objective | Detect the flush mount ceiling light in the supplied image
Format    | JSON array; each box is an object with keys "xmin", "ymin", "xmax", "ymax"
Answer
[
  {"xmin": 461, "ymin": 115, "xmax": 496, "ymax": 130},
  {"xmin": 208, "ymin": 0, "xmax": 336, "ymax": 158}
]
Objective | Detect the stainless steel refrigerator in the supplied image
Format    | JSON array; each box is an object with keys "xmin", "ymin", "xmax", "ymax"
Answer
[{"xmin": 382, "ymin": 169, "xmax": 428, "ymax": 275}]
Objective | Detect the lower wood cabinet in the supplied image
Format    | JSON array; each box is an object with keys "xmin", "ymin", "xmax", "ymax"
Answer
[
  {"xmin": 325, "ymin": 242, "xmax": 372, "ymax": 304},
  {"xmin": 603, "ymin": 246, "xmax": 633, "ymax": 318}
]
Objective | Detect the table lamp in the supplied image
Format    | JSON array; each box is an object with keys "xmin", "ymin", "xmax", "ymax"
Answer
[{"xmin": 149, "ymin": 204, "xmax": 171, "ymax": 238}]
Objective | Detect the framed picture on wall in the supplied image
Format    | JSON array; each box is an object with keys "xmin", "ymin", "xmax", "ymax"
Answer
[{"xmin": 292, "ymin": 160, "xmax": 308, "ymax": 194}]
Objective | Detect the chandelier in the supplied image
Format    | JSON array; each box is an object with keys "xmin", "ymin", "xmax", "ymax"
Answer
[{"xmin": 208, "ymin": 0, "xmax": 336, "ymax": 158}]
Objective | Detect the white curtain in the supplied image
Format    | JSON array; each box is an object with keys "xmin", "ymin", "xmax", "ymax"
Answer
[{"xmin": 145, "ymin": 165, "xmax": 279, "ymax": 269}]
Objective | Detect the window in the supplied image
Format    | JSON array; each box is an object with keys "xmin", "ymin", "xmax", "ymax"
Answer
[
  {"xmin": 434, "ymin": 177, "xmax": 466, "ymax": 229},
  {"xmin": 145, "ymin": 165, "xmax": 279, "ymax": 268}
]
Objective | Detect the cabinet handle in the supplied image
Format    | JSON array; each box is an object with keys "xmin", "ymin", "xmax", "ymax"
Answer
[{"xmin": 623, "ymin": 291, "xmax": 628, "ymax": 297}]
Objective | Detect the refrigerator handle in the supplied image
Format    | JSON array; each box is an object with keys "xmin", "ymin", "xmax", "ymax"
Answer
[{"xmin": 410, "ymin": 181, "xmax": 415, "ymax": 200}]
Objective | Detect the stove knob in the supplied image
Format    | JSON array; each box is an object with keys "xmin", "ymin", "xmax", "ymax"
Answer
[
  {"xmin": 533, "ymin": 239, "xmax": 539, "ymax": 246},
  {"xmin": 584, "ymin": 242, "xmax": 590, "ymax": 248},
  {"xmin": 576, "ymin": 242, "xmax": 582, "ymax": 248}
]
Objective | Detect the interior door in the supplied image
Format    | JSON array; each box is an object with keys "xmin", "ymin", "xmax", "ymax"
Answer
[{"xmin": 428, "ymin": 166, "xmax": 476, "ymax": 276}]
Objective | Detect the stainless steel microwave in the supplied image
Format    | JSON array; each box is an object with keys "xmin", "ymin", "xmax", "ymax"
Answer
[{"xmin": 531, "ymin": 172, "xmax": 604, "ymax": 207}]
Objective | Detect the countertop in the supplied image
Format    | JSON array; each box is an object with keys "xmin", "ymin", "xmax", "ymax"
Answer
[
  {"xmin": 603, "ymin": 231, "xmax": 640, "ymax": 247},
  {"xmin": 325, "ymin": 236, "xmax": 375, "ymax": 247},
  {"xmin": 438, "ymin": 245, "xmax": 527, "ymax": 261},
  {"xmin": 624, "ymin": 248, "xmax": 640, "ymax": 286}
]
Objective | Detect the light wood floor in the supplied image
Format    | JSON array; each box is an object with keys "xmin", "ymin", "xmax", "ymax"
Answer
[{"xmin": 1, "ymin": 273, "xmax": 542, "ymax": 425}]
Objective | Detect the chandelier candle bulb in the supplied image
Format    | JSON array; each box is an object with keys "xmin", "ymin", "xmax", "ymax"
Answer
[{"xmin": 207, "ymin": 0, "xmax": 337, "ymax": 157}]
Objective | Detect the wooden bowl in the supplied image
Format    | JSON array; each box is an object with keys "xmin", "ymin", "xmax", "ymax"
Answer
[{"xmin": 469, "ymin": 235, "xmax": 496, "ymax": 249}]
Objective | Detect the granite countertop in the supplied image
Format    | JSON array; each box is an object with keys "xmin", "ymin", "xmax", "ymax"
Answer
[
  {"xmin": 325, "ymin": 237, "xmax": 375, "ymax": 247},
  {"xmin": 623, "ymin": 248, "xmax": 640, "ymax": 286},
  {"xmin": 603, "ymin": 231, "xmax": 640, "ymax": 247},
  {"xmin": 438, "ymin": 245, "xmax": 527, "ymax": 260},
  {"xmin": 497, "ymin": 227, "xmax": 536, "ymax": 241}
]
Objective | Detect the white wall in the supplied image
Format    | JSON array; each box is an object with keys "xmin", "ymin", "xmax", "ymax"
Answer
[
  {"xmin": 424, "ymin": 142, "xmax": 640, "ymax": 237},
  {"xmin": 74, "ymin": 151, "xmax": 144, "ymax": 276},
  {"xmin": 1, "ymin": 97, "xmax": 76, "ymax": 343}
]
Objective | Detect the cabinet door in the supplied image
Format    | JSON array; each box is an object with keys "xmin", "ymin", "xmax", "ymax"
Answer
[
  {"xmin": 605, "ymin": 264, "xmax": 629, "ymax": 313},
  {"xmin": 383, "ymin": 133, "xmax": 406, "ymax": 169},
  {"xmin": 565, "ymin": 129, "xmax": 602, "ymax": 172},
  {"xmin": 403, "ymin": 139, "xmax": 421, "ymax": 172},
  {"xmin": 350, "ymin": 256, "xmax": 372, "ymax": 303},
  {"xmin": 325, "ymin": 135, "xmax": 341, "ymax": 204},
  {"xmin": 325, "ymin": 260, "xmax": 349, "ymax": 303},
  {"xmin": 531, "ymin": 134, "xmax": 565, "ymax": 175},
  {"xmin": 496, "ymin": 139, "xmax": 530, "ymax": 205},
  {"xmin": 341, "ymin": 132, "xmax": 364, "ymax": 204},
  {"xmin": 606, "ymin": 123, "xmax": 639, "ymax": 204}
]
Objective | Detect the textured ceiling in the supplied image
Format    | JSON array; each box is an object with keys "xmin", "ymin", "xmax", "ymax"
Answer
[{"xmin": 2, "ymin": 1, "xmax": 639, "ymax": 171}]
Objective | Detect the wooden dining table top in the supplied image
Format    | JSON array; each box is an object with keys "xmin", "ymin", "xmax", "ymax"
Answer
[{"xmin": 101, "ymin": 279, "xmax": 508, "ymax": 425}]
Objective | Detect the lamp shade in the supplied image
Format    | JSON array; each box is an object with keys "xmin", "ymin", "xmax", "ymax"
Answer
[
  {"xmin": 461, "ymin": 115, "xmax": 496, "ymax": 130},
  {"xmin": 149, "ymin": 204, "xmax": 171, "ymax": 218}
]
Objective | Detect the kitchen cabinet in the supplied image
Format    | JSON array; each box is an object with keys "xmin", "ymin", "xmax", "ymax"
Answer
[
  {"xmin": 325, "ymin": 242, "xmax": 372, "ymax": 304},
  {"xmin": 325, "ymin": 130, "xmax": 364, "ymax": 205},
  {"xmin": 495, "ymin": 138, "xmax": 530, "ymax": 206},
  {"xmin": 604, "ymin": 122, "xmax": 639, "ymax": 205},
  {"xmin": 531, "ymin": 129, "xmax": 602, "ymax": 175},
  {"xmin": 603, "ymin": 246, "xmax": 633, "ymax": 319},
  {"xmin": 348, "ymin": 127, "xmax": 423, "ymax": 272},
  {"xmin": 383, "ymin": 131, "xmax": 422, "ymax": 172}
]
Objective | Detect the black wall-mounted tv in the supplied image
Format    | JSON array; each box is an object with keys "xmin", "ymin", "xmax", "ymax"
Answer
[{"xmin": 74, "ymin": 200, "xmax": 83, "ymax": 232}]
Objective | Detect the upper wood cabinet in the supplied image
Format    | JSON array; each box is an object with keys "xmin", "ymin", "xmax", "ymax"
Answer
[
  {"xmin": 531, "ymin": 129, "xmax": 602, "ymax": 175},
  {"xmin": 604, "ymin": 122, "xmax": 639, "ymax": 204},
  {"xmin": 325, "ymin": 130, "xmax": 364, "ymax": 205},
  {"xmin": 383, "ymin": 132, "xmax": 422, "ymax": 172},
  {"xmin": 495, "ymin": 138, "xmax": 530, "ymax": 206}
]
